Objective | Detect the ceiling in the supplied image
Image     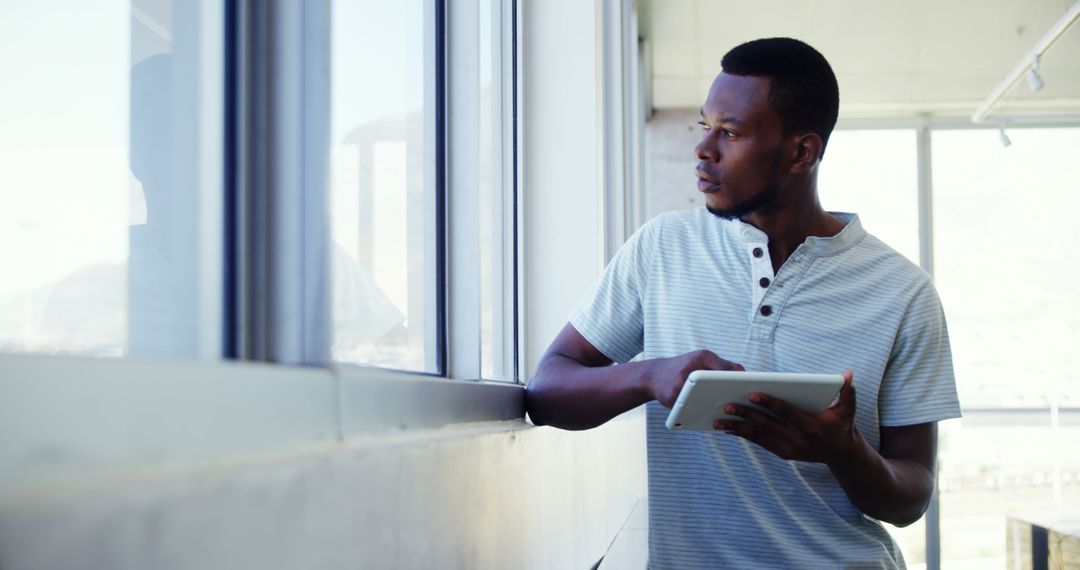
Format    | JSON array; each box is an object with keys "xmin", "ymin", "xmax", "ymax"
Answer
[{"xmin": 639, "ymin": 0, "xmax": 1080, "ymax": 119}]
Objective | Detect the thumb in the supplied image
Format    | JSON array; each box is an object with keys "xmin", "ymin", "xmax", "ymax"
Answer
[{"xmin": 828, "ymin": 370, "xmax": 856, "ymax": 415}]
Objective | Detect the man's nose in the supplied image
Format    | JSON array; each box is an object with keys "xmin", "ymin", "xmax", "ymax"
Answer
[{"xmin": 695, "ymin": 135, "xmax": 718, "ymax": 162}]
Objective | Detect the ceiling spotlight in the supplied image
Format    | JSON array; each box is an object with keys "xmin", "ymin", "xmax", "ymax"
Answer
[
  {"xmin": 1027, "ymin": 56, "xmax": 1044, "ymax": 92},
  {"xmin": 999, "ymin": 126, "xmax": 1012, "ymax": 147}
]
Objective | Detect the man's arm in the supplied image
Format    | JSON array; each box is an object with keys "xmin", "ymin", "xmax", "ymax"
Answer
[
  {"xmin": 715, "ymin": 373, "xmax": 936, "ymax": 527},
  {"xmin": 829, "ymin": 422, "xmax": 935, "ymax": 527},
  {"xmin": 525, "ymin": 323, "xmax": 745, "ymax": 430}
]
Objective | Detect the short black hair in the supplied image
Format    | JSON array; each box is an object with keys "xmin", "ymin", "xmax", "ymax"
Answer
[{"xmin": 721, "ymin": 37, "xmax": 839, "ymax": 157}]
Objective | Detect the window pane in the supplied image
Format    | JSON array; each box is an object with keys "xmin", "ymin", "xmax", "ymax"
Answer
[
  {"xmin": 817, "ymin": 129, "xmax": 920, "ymax": 264},
  {"xmin": 887, "ymin": 517, "xmax": 926, "ymax": 568},
  {"xmin": 939, "ymin": 419, "xmax": 1080, "ymax": 568},
  {"xmin": 0, "ymin": 0, "xmax": 223, "ymax": 359},
  {"xmin": 329, "ymin": 0, "xmax": 438, "ymax": 372},
  {"xmin": 479, "ymin": 0, "xmax": 516, "ymax": 381},
  {"xmin": 932, "ymin": 128, "xmax": 1080, "ymax": 566},
  {"xmin": 933, "ymin": 128, "xmax": 1080, "ymax": 408}
]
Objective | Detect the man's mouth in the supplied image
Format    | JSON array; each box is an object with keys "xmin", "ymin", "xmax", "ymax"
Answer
[{"xmin": 696, "ymin": 171, "xmax": 721, "ymax": 192}]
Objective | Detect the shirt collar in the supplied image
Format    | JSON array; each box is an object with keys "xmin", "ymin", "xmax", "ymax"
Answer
[{"xmin": 726, "ymin": 212, "xmax": 866, "ymax": 256}]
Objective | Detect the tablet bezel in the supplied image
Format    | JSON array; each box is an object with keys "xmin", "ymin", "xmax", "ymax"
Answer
[{"xmin": 664, "ymin": 370, "xmax": 845, "ymax": 431}]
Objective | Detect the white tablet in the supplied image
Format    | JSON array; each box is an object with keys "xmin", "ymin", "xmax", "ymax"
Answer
[{"xmin": 665, "ymin": 370, "xmax": 844, "ymax": 431}]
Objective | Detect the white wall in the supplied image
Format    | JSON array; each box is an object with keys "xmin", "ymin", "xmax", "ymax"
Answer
[
  {"xmin": 0, "ymin": 415, "xmax": 645, "ymax": 569},
  {"xmin": 643, "ymin": 109, "xmax": 703, "ymax": 218},
  {"xmin": 523, "ymin": 0, "xmax": 607, "ymax": 375},
  {"xmin": 0, "ymin": 353, "xmax": 647, "ymax": 570}
]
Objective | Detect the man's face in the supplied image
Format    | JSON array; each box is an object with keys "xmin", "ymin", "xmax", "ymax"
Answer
[{"xmin": 694, "ymin": 73, "xmax": 787, "ymax": 220}]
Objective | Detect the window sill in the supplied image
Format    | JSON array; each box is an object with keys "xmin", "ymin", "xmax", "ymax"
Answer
[{"xmin": 0, "ymin": 353, "xmax": 524, "ymax": 494}]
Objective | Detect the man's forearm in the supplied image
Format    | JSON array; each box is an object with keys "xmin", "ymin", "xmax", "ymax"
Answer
[
  {"xmin": 525, "ymin": 355, "xmax": 655, "ymax": 430},
  {"xmin": 828, "ymin": 431, "xmax": 935, "ymax": 527}
]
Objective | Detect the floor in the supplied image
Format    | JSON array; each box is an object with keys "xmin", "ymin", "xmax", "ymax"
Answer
[{"xmin": 598, "ymin": 498, "xmax": 648, "ymax": 569}]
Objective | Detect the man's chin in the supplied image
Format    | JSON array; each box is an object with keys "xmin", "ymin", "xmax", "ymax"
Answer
[{"xmin": 705, "ymin": 204, "xmax": 744, "ymax": 220}]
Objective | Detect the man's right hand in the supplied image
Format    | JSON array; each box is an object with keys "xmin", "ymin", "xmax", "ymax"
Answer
[
  {"xmin": 646, "ymin": 350, "xmax": 745, "ymax": 408},
  {"xmin": 526, "ymin": 323, "xmax": 744, "ymax": 430}
]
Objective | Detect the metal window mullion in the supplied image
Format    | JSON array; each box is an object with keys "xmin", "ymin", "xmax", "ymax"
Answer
[
  {"xmin": 446, "ymin": 0, "xmax": 482, "ymax": 380},
  {"xmin": 600, "ymin": 0, "xmax": 627, "ymax": 263},
  {"xmin": 917, "ymin": 124, "xmax": 935, "ymax": 279},
  {"xmin": 224, "ymin": 0, "xmax": 239, "ymax": 359},
  {"xmin": 500, "ymin": 0, "xmax": 518, "ymax": 381},
  {"xmin": 511, "ymin": 0, "xmax": 525, "ymax": 382},
  {"xmin": 234, "ymin": 0, "xmax": 329, "ymax": 366},
  {"xmin": 494, "ymin": 0, "xmax": 518, "ymax": 381},
  {"xmin": 301, "ymin": 0, "xmax": 330, "ymax": 365},
  {"xmin": 619, "ymin": 0, "xmax": 634, "ymax": 238},
  {"xmin": 917, "ymin": 123, "xmax": 942, "ymax": 570},
  {"xmin": 624, "ymin": 1, "xmax": 644, "ymax": 233},
  {"xmin": 428, "ymin": 0, "xmax": 447, "ymax": 375}
]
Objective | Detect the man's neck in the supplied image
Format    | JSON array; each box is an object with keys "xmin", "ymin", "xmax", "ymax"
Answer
[{"xmin": 740, "ymin": 193, "xmax": 845, "ymax": 274}]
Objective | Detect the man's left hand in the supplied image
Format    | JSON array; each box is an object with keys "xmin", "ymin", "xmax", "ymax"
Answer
[{"xmin": 713, "ymin": 370, "xmax": 861, "ymax": 465}]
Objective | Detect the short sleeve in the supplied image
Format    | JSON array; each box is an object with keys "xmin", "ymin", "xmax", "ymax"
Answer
[
  {"xmin": 878, "ymin": 281, "xmax": 962, "ymax": 426},
  {"xmin": 568, "ymin": 217, "xmax": 661, "ymax": 363}
]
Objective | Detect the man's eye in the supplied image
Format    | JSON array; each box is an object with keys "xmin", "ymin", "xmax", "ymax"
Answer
[
  {"xmin": 722, "ymin": 130, "xmax": 736, "ymax": 138},
  {"xmin": 697, "ymin": 120, "xmax": 710, "ymax": 130}
]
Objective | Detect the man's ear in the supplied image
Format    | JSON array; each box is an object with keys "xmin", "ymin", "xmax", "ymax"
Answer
[{"xmin": 789, "ymin": 133, "xmax": 824, "ymax": 174}]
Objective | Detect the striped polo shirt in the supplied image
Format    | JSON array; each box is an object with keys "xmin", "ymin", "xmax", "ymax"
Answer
[{"xmin": 570, "ymin": 209, "xmax": 961, "ymax": 569}]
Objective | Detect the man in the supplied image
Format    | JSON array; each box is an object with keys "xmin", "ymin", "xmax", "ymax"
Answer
[{"xmin": 525, "ymin": 38, "xmax": 960, "ymax": 569}]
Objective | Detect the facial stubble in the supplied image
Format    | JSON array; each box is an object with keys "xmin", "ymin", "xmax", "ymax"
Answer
[{"xmin": 704, "ymin": 146, "xmax": 786, "ymax": 221}]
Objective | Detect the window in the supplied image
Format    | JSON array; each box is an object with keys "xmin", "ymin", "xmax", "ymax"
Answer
[
  {"xmin": 932, "ymin": 127, "xmax": 1080, "ymax": 566},
  {"xmin": 0, "ymin": 0, "xmax": 520, "ymax": 377},
  {"xmin": 818, "ymin": 129, "xmax": 920, "ymax": 264},
  {"xmin": 0, "ymin": 0, "xmax": 526, "ymax": 488},
  {"xmin": 477, "ymin": 0, "xmax": 518, "ymax": 381},
  {"xmin": 820, "ymin": 125, "xmax": 1080, "ymax": 567},
  {"xmin": 327, "ymin": 0, "xmax": 437, "ymax": 372},
  {"xmin": 0, "ymin": 0, "xmax": 520, "ymax": 380},
  {"xmin": 327, "ymin": 0, "xmax": 520, "ymax": 380},
  {"xmin": 0, "ymin": 1, "xmax": 223, "ymax": 360}
]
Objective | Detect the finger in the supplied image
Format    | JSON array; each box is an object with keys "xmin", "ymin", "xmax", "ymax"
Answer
[
  {"xmin": 747, "ymin": 392, "xmax": 818, "ymax": 431},
  {"xmin": 826, "ymin": 371, "xmax": 852, "ymax": 406},
  {"xmin": 715, "ymin": 418, "xmax": 793, "ymax": 458},
  {"xmin": 701, "ymin": 351, "xmax": 745, "ymax": 372},
  {"xmin": 713, "ymin": 419, "xmax": 739, "ymax": 432},
  {"xmin": 723, "ymin": 403, "xmax": 798, "ymax": 440},
  {"xmin": 715, "ymin": 416, "xmax": 757, "ymax": 439}
]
